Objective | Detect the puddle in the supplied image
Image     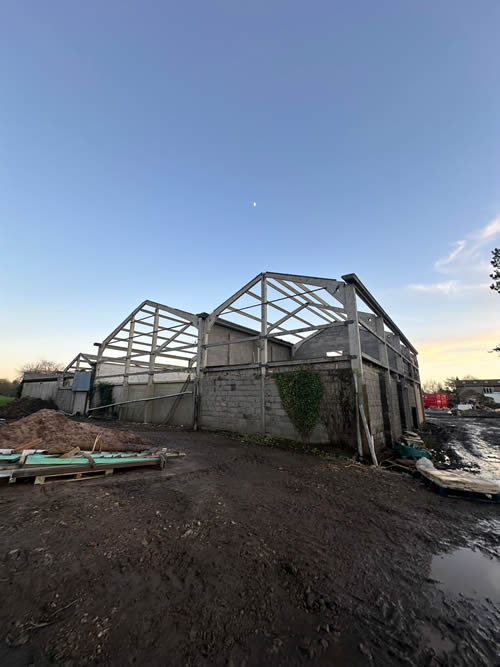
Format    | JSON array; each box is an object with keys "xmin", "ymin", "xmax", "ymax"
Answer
[
  {"xmin": 427, "ymin": 416, "xmax": 500, "ymax": 477},
  {"xmin": 431, "ymin": 548, "xmax": 500, "ymax": 602},
  {"xmin": 421, "ymin": 626, "xmax": 455, "ymax": 656}
]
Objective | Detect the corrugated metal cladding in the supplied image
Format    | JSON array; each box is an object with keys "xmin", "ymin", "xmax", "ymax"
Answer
[{"xmin": 72, "ymin": 371, "xmax": 92, "ymax": 392}]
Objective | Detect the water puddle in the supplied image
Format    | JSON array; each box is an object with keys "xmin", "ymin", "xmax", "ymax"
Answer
[
  {"xmin": 431, "ymin": 548, "xmax": 500, "ymax": 602},
  {"xmin": 421, "ymin": 626, "xmax": 455, "ymax": 656}
]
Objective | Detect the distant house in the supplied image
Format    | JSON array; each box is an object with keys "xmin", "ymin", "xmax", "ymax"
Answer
[{"xmin": 456, "ymin": 378, "xmax": 500, "ymax": 405}]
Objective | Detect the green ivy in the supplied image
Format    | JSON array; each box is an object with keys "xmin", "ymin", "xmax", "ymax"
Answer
[
  {"xmin": 96, "ymin": 382, "xmax": 114, "ymax": 408},
  {"xmin": 275, "ymin": 369, "xmax": 324, "ymax": 439}
]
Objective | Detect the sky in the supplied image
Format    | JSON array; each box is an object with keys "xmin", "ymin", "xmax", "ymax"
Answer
[{"xmin": 0, "ymin": 1, "xmax": 499, "ymax": 384}]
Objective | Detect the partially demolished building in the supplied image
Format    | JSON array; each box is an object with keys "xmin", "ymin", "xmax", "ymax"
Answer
[{"xmin": 22, "ymin": 272, "xmax": 423, "ymax": 456}]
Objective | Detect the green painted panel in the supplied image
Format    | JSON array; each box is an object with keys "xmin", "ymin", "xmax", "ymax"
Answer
[{"xmin": 25, "ymin": 453, "xmax": 159, "ymax": 466}]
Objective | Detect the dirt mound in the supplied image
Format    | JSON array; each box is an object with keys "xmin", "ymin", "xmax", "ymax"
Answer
[
  {"xmin": 0, "ymin": 397, "xmax": 57, "ymax": 420},
  {"xmin": 0, "ymin": 410, "xmax": 153, "ymax": 453}
]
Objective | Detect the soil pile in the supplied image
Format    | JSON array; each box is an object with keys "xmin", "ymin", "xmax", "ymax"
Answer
[
  {"xmin": 0, "ymin": 397, "xmax": 57, "ymax": 420},
  {"xmin": 0, "ymin": 410, "xmax": 153, "ymax": 453}
]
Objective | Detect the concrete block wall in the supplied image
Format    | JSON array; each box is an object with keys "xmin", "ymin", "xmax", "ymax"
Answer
[
  {"xmin": 389, "ymin": 375, "xmax": 403, "ymax": 440},
  {"xmin": 206, "ymin": 323, "xmax": 291, "ymax": 367},
  {"xmin": 199, "ymin": 360, "xmax": 419, "ymax": 454},
  {"xmin": 199, "ymin": 360, "xmax": 354, "ymax": 445},
  {"xmin": 359, "ymin": 330, "xmax": 380, "ymax": 360},
  {"xmin": 294, "ymin": 327, "xmax": 349, "ymax": 360},
  {"xmin": 199, "ymin": 368, "xmax": 262, "ymax": 433},
  {"xmin": 363, "ymin": 363, "xmax": 386, "ymax": 450},
  {"xmin": 265, "ymin": 363, "xmax": 350, "ymax": 441}
]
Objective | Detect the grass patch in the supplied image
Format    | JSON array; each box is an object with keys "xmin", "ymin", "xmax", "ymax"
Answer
[
  {"xmin": 0, "ymin": 395, "xmax": 15, "ymax": 407},
  {"xmin": 216, "ymin": 430, "xmax": 355, "ymax": 461}
]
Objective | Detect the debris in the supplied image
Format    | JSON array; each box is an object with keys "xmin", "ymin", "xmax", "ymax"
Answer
[
  {"xmin": 0, "ymin": 410, "xmax": 153, "ymax": 453},
  {"xmin": 4, "ymin": 450, "xmax": 179, "ymax": 484},
  {"xmin": 12, "ymin": 438, "xmax": 43, "ymax": 452},
  {"xmin": 91, "ymin": 433, "xmax": 102, "ymax": 453},
  {"xmin": 417, "ymin": 458, "xmax": 500, "ymax": 501},
  {"xmin": 395, "ymin": 442, "xmax": 431, "ymax": 460},
  {"xmin": 61, "ymin": 447, "xmax": 81, "ymax": 458}
]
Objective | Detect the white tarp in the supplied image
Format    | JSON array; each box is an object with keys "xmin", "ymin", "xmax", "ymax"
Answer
[{"xmin": 417, "ymin": 458, "xmax": 500, "ymax": 495}]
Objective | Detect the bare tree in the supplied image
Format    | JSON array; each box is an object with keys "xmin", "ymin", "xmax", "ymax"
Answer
[
  {"xmin": 444, "ymin": 377, "xmax": 457, "ymax": 392},
  {"xmin": 17, "ymin": 360, "xmax": 63, "ymax": 381},
  {"xmin": 422, "ymin": 379, "xmax": 444, "ymax": 393}
]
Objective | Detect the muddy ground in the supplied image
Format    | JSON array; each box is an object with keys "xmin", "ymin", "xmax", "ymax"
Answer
[
  {"xmin": 0, "ymin": 425, "xmax": 498, "ymax": 666},
  {"xmin": 422, "ymin": 416, "xmax": 500, "ymax": 478}
]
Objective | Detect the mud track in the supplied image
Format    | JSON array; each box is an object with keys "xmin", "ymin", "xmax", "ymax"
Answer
[{"xmin": 0, "ymin": 426, "xmax": 498, "ymax": 666}]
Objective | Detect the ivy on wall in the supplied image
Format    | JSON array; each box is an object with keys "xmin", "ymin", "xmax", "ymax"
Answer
[
  {"xmin": 275, "ymin": 369, "xmax": 324, "ymax": 439},
  {"xmin": 96, "ymin": 382, "xmax": 114, "ymax": 408},
  {"xmin": 319, "ymin": 369, "xmax": 356, "ymax": 449}
]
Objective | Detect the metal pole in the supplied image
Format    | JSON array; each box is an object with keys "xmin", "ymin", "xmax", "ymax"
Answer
[{"xmin": 87, "ymin": 391, "xmax": 193, "ymax": 412}]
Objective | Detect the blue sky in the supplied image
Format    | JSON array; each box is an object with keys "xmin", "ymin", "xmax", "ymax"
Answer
[{"xmin": 1, "ymin": 1, "xmax": 499, "ymax": 382}]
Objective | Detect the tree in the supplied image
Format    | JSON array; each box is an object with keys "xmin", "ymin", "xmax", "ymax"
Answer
[
  {"xmin": 490, "ymin": 248, "xmax": 500, "ymax": 293},
  {"xmin": 0, "ymin": 378, "xmax": 19, "ymax": 397},
  {"xmin": 17, "ymin": 360, "xmax": 63, "ymax": 381},
  {"xmin": 422, "ymin": 379, "xmax": 444, "ymax": 393},
  {"xmin": 490, "ymin": 249, "xmax": 500, "ymax": 353},
  {"xmin": 444, "ymin": 377, "xmax": 458, "ymax": 392}
]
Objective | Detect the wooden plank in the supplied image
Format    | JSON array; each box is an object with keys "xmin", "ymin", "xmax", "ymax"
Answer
[
  {"xmin": 14, "ymin": 459, "xmax": 159, "ymax": 479},
  {"xmin": 34, "ymin": 468, "xmax": 114, "ymax": 485},
  {"xmin": 61, "ymin": 447, "xmax": 81, "ymax": 459},
  {"xmin": 12, "ymin": 439, "xmax": 42, "ymax": 453},
  {"xmin": 359, "ymin": 402, "xmax": 378, "ymax": 466}
]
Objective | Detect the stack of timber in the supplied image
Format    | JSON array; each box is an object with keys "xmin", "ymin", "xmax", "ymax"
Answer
[{"xmin": 0, "ymin": 447, "xmax": 185, "ymax": 485}]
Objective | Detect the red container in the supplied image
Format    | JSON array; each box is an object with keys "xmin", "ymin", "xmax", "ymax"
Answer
[{"xmin": 423, "ymin": 393, "xmax": 448, "ymax": 409}]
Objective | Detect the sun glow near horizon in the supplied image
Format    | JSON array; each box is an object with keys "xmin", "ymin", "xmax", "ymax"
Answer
[{"xmin": 417, "ymin": 332, "xmax": 500, "ymax": 383}]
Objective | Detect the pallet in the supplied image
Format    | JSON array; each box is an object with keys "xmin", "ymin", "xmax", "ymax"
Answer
[
  {"xmin": 422, "ymin": 477, "xmax": 500, "ymax": 503},
  {"xmin": 34, "ymin": 468, "xmax": 114, "ymax": 485}
]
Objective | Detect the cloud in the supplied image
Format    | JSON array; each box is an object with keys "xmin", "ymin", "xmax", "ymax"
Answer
[
  {"xmin": 479, "ymin": 216, "xmax": 500, "ymax": 240},
  {"xmin": 407, "ymin": 215, "xmax": 499, "ymax": 296},
  {"xmin": 434, "ymin": 241, "xmax": 466, "ymax": 271},
  {"xmin": 408, "ymin": 281, "xmax": 490, "ymax": 295},
  {"xmin": 409, "ymin": 280, "xmax": 459, "ymax": 294},
  {"xmin": 434, "ymin": 215, "xmax": 500, "ymax": 274}
]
